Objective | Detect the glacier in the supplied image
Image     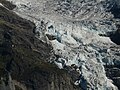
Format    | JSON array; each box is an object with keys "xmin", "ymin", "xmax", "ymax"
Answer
[{"xmin": 6, "ymin": 0, "xmax": 120, "ymax": 90}]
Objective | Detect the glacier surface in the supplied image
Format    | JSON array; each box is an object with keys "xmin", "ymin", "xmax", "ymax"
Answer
[{"xmin": 6, "ymin": 0, "xmax": 120, "ymax": 90}]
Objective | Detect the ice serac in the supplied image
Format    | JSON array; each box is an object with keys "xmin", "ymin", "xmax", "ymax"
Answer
[{"xmin": 6, "ymin": 0, "xmax": 120, "ymax": 90}]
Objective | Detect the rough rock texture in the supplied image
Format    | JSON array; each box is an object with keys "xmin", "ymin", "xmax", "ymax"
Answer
[
  {"xmin": 1, "ymin": 0, "xmax": 120, "ymax": 90},
  {"xmin": 0, "ymin": 2, "xmax": 81, "ymax": 90}
]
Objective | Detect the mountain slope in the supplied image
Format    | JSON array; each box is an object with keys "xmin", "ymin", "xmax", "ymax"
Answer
[
  {"xmin": 0, "ymin": 2, "xmax": 81, "ymax": 90},
  {"xmin": 0, "ymin": 0, "xmax": 120, "ymax": 90}
]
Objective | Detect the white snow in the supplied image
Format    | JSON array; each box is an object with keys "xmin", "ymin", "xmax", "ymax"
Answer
[
  {"xmin": 54, "ymin": 61, "xmax": 63, "ymax": 69},
  {"xmin": 0, "ymin": 3, "xmax": 3, "ymax": 7},
  {"xmin": 50, "ymin": 40, "xmax": 65, "ymax": 52},
  {"xmin": 74, "ymin": 80, "xmax": 81, "ymax": 86}
]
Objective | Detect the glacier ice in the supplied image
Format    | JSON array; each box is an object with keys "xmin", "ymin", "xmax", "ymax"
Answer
[{"xmin": 6, "ymin": 0, "xmax": 120, "ymax": 89}]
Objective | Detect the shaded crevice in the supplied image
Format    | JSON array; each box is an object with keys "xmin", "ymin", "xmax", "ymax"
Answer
[
  {"xmin": 98, "ymin": 31, "xmax": 120, "ymax": 45},
  {"xmin": 106, "ymin": 2, "xmax": 120, "ymax": 45},
  {"xmin": 104, "ymin": 65, "xmax": 120, "ymax": 90},
  {"xmin": 110, "ymin": 30, "xmax": 120, "ymax": 45},
  {"xmin": 110, "ymin": 24, "xmax": 120, "ymax": 45},
  {"xmin": 109, "ymin": 3, "xmax": 120, "ymax": 19}
]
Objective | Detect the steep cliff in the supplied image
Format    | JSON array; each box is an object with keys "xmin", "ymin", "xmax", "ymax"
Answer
[{"xmin": 0, "ymin": 2, "xmax": 81, "ymax": 90}]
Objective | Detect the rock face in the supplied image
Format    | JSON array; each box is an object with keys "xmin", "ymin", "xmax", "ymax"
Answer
[
  {"xmin": 0, "ymin": 2, "xmax": 81, "ymax": 90},
  {"xmin": 0, "ymin": 0, "xmax": 120, "ymax": 90}
]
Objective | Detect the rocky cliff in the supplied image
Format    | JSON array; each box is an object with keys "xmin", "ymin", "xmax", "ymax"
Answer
[
  {"xmin": 0, "ymin": 1, "xmax": 81, "ymax": 90},
  {"xmin": 0, "ymin": 0, "xmax": 120, "ymax": 90}
]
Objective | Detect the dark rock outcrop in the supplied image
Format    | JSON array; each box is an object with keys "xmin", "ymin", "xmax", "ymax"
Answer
[
  {"xmin": 105, "ymin": 65, "xmax": 120, "ymax": 90},
  {"xmin": 110, "ymin": 25, "xmax": 120, "ymax": 45},
  {"xmin": 110, "ymin": 31, "xmax": 120, "ymax": 45}
]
